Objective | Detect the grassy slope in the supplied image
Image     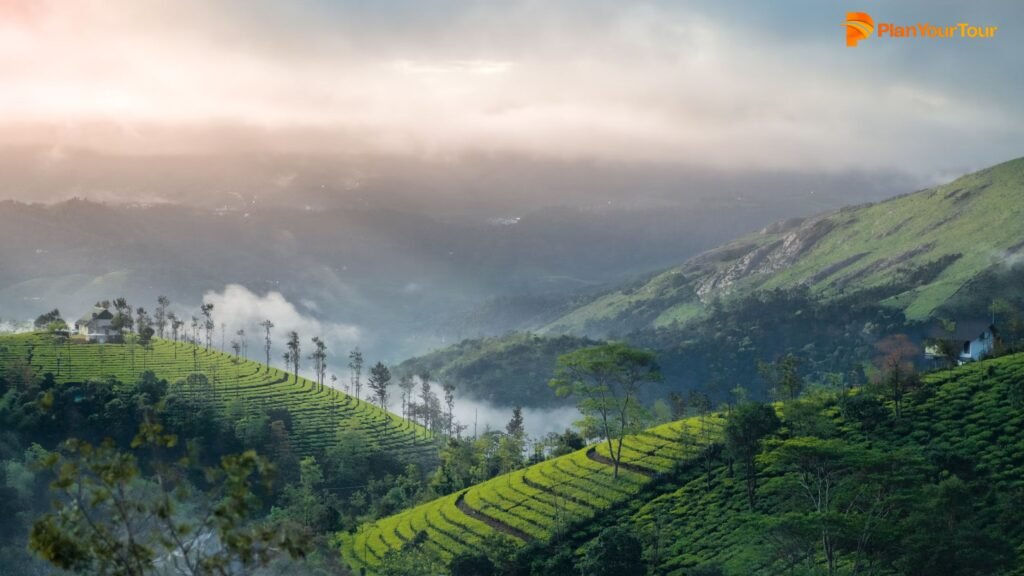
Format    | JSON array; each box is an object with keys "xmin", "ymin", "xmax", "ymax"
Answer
[
  {"xmin": 0, "ymin": 333, "xmax": 435, "ymax": 460},
  {"xmin": 542, "ymin": 157, "xmax": 1024, "ymax": 334},
  {"xmin": 338, "ymin": 415, "xmax": 722, "ymax": 574},
  {"xmin": 602, "ymin": 353, "xmax": 1024, "ymax": 575}
]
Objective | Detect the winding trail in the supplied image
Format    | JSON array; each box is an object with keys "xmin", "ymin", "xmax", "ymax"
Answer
[
  {"xmin": 455, "ymin": 492, "xmax": 535, "ymax": 542},
  {"xmin": 586, "ymin": 447, "xmax": 657, "ymax": 477}
]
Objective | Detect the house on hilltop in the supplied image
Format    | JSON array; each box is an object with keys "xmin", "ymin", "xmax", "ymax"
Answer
[
  {"xmin": 925, "ymin": 320, "xmax": 998, "ymax": 364},
  {"xmin": 74, "ymin": 307, "xmax": 114, "ymax": 343}
]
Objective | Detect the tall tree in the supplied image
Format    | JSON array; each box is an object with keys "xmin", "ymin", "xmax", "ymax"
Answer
[
  {"xmin": 687, "ymin": 390, "xmax": 717, "ymax": 490},
  {"xmin": 724, "ymin": 402, "xmax": 781, "ymax": 509},
  {"xmin": 259, "ymin": 320, "xmax": 274, "ymax": 369},
  {"xmin": 135, "ymin": 307, "xmax": 150, "ymax": 335},
  {"xmin": 310, "ymin": 337, "xmax": 327, "ymax": 392},
  {"xmin": 758, "ymin": 353, "xmax": 804, "ymax": 402},
  {"xmin": 167, "ymin": 313, "xmax": 180, "ymax": 342},
  {"xmin": 348, "ymin": 348, "xmax": 364, "ymax": 401},
  {"xmin": 506, "ymin": 406, "xmax": 525, "ymax": 439},
  {"xmin": 550, "ymin": 343, "xmax": 660, "ymax": 478},
  {"xmin": 236, "ymin": 328, "xmax": 247, "ymax": 359},
  {"xmin": 443, "ymin": 382, "xmax": 457, "ymax": 436},
  {"xmin": 199, "ymin": 303, "xmax": 214, "ymax": 350},
  {"xmin": 873, "ymin": 334, "xmax": 920, "ymax": 418},
  {"xmin": 399, "ymin": 375, "xmax": 416, "ymax": 420},
  {"xmin": 154, "ymin": 296, "xmax": 170, "ymax": 339},
  {"xmin": 189, "ymin": 317, "xmax": 199, "ymax": 372},
  {"xmin": 419, "ymin": 375, "xmax": 433, "ymax": 431},
  {"xmin": 136, "ymin": 309, "xmax": 155, "ymax": 371},
  {"xmin": 286, "ymin": 331, "xmax": 301, "ymax": 382},
  {"xmin": 368, "ymin": 362, "xmax": 392, "ymax": 411},
  {"xmin": 111, "ymin": 298, "xmax": 134, "ymax": 339}
]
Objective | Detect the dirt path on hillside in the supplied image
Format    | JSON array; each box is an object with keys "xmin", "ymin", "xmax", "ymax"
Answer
[
  {"xmin": 585, "ymin": 447, "xmax": 657, "ymax": 477},
  {"xmin": 455, "ymin": 492, "xmax": 534, "ymax": 542}
]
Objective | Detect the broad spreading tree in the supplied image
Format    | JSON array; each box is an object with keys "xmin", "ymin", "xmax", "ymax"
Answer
[{"xmin": 550, "ymin": 343, "xmax": 661, "ymax": 478}]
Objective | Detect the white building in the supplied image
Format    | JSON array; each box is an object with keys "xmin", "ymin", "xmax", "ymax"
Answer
[
  {"xmin": 925, "ymin": 320, "xmax": 998, "ymax": 364},
  {"xmin": 74, "ymin": 307, "xmax": 115, "ymax": 343}
]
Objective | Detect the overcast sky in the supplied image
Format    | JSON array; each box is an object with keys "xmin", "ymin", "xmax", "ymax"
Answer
[{"xmin": 1, "ymin": 0, "xmax": 1022, "ymax": 181}]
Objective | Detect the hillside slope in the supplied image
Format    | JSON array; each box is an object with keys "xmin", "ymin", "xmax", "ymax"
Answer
[
  {"xmin": 338, "ymin": 415, "xmax": 722, "ymax": 574},
  {"xmin": 0, "ymin": 334, "xmax": 435, "ymax": 461},
  {"xmin": 540, "ymin": 353, "xmax": 1024, "ymax": 575},
  {"xmin": 543, "ymin": 157, "xmax": 1024, "ymax": 336}
]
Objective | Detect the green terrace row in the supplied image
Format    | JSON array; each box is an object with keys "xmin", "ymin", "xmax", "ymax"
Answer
[
  {"xmin": 0, "ymin": 334, "xmax": 435, "ymax": 462},
  {"xmin": 339, "ymin": 416, "xmax": 722, "ymax": 574}
]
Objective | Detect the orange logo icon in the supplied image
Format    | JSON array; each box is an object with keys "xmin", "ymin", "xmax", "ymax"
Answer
[{"xmin": 844, "ymin": 12, "xmax": 875, "ymax": 47}]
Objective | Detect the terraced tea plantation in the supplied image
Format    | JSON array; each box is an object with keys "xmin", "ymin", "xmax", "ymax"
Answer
[
  {"xmin": 339, "ymin": 415, "xmax": 721, "ymax": 573},
  {"xmin": 0, "ymin": 333, "xmax": 435, "ymax": 461}
]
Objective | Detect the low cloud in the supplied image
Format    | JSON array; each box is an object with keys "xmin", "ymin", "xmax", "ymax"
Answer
[
  {"xmin": 202, "ymin": 284, "xmax": 361, "ymax": 374},
  {"xmin": 447, "ymin": 397, "xmax": 581, "ymax": 439}
]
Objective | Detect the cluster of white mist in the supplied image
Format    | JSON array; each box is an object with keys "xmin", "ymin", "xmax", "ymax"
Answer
[
  {"xmin": 200, "ymin": 284, "xmax": 361, "ymax": 379},
  {"xmin": 447, "ymin": 397, "xmax": 581, "ymax": 440}
]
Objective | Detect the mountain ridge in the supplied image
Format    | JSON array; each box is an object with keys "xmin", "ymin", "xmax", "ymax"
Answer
[{"xmin": 540, "ymin": 156, "xmax": 1024, "ymax": 337}]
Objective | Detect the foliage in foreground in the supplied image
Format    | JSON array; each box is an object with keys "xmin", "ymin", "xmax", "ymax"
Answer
[{"xmin": 30, "ymin": 418, "xmax": 308, "ymax": 576}]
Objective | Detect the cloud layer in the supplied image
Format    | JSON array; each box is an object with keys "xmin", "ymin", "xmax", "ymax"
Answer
[{"xmin": 1, "ymin": 0, "xmax": 1022, "ymax": 176}]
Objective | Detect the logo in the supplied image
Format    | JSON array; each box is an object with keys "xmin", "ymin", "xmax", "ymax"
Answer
[
  {"xmin": 844, "ymin": 12, "xmax": 875, "ymax": 47},
  {"xmin": 844, "ymin": 11, "xmax": 999, "ymax": 47}
]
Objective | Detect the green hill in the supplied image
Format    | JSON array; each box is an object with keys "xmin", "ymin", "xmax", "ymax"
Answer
[
  {"xmin": 538, "ymin": 354, "xmax": 1024, "ymax": 575},
  {"xmin": 347, "ymin": 352, "xmax": 1024, "ymax": 575},
  {"xmin": 0, "ymin": 333, "xmax": 435, "ymax": 461},
  {"xmin": 543, "ymin": 157, "xmax": 1024, "ymax": 336},
  {"xmin": 338, "ymin": 415, "xmax": 722, "ymax": 574}
]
